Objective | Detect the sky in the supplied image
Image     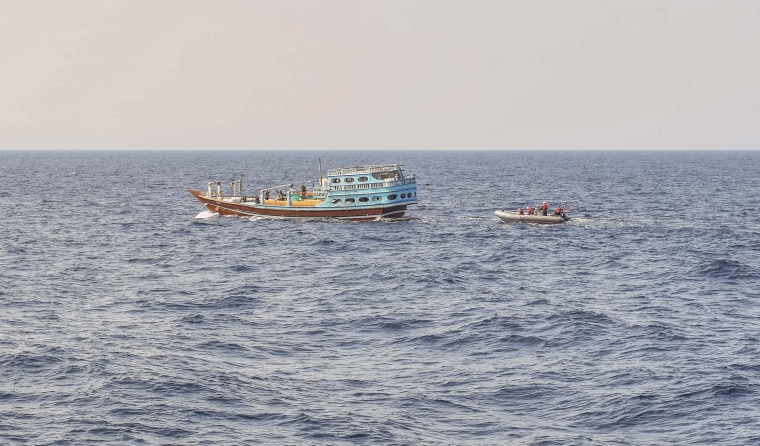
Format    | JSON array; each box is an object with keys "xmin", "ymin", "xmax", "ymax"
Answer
[{"xmin": 1, "ymin": 0, "xmax": 758, "ymax": 150}]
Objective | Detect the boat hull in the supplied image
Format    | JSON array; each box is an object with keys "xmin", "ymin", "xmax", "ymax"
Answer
[
  {"xmin": 495, "ymin": 209, "xmax": 569, "ymax": 224},
  {"xmin": 189, "ymin": 189, "xmax": 409, "ymax": 221}
]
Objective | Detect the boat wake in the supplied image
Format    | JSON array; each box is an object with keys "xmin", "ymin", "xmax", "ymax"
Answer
[{"xmin": 457, "ymin": 215, "xmax": 492, "ymax": 221}]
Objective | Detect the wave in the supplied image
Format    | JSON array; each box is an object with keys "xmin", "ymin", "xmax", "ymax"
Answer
[
  {"xmin": 699, "ymin": 259, "xmax": 759, "ymax": 281},
  {"xmin": 1, "ymin": 349, "xmax": 65, "ymax": 371}
]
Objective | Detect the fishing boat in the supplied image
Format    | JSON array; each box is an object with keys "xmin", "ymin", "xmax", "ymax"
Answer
[
  {"xmin": 188, "ymin": 162, "xmax": 417, "ymax": 221},
  {"xmin": 495, "ymin": 209, "xmax": 569, "ymax": 224}
]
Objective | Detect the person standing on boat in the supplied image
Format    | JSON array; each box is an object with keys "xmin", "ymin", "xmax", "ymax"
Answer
[
  {"xmin": 541, "ymin": 202, "xmax": 548, "ymax": 215},
  {"xmin": 300, "ymin": 184, "xmax": 307, "ymax": 198},
  {"xmin": 554, "ymin": 205, "xmax": 563, "ymax": 216}
]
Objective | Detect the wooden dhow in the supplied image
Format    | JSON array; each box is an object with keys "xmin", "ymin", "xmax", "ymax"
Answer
[{"xmin": 188, "ymin": 162, "xmax": 417, "ymax": 221}]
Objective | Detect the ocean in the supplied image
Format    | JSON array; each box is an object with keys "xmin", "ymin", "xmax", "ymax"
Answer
[{"xmin": 1, "ymin": 150, "xmax": 759, "ymax": 445}]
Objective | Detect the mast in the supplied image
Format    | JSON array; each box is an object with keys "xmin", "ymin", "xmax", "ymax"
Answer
[{"xmin": 318, "ymin": 159, "xmax": 323, "ymax": 186}]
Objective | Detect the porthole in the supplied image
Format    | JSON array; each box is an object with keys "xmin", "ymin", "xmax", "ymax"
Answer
[
  {"xmin": 373, "ymin": 196, "xmax": 382, "ymax": 201},
  {"xmin": 401, "ymin": 193, "xmax": 406, "ymax": 198},
  {"xmin": 358, "ymin": 176, "xmax": 368, "ymax": 182},
  {"xmin": 331, "ymin": 199, "xmax": 342, "ymax": 204},
  {"xmin": 346, "ymin": 198, "xmax": 355, "ymax": 204},
  {"xmin": 359, "ymin": 197, "xmax": 369, "ymax": 203},
  {"xmin": 331, "ymin": 178, "xmax": 341, "ymax": 184},
  {"xmin": 344, "ymin": 177, "xmax": 354, "ymax": 183},
  {"xmin": 388, "ymin": 194, "xmax": 397, "ymax": 200}
]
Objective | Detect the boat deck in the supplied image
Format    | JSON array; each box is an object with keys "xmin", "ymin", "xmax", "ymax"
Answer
[{"xmin": 265, "ymin": 199, "xmax": 325, "ymax": 207}]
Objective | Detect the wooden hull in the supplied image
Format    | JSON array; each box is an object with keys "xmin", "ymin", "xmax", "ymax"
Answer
[
  {"xmin": 495, "ymin": 209, "xmax": 569, "ymax": 224},
  {"xmin": 189, "ymin": 189, "xmax": 409, "ymax": 221}
]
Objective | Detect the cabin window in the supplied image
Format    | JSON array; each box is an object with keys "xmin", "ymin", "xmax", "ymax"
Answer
[
  {"xmin": 344, "ymin": 177, "xmax": 354, "ymax": 183},
  {"xmin": 387, "ymin": 194, "xmax": 397, "ymax": 200},
  {"xmin": 345, "ymin": 198, "xmax": 355, "ymax": 204},
  {"xmin": 373, "ymin": 196, "xmax": 382, "ymax": 201},
  {"xmin": 359, "ymin": 197, "xmax": 369, "ymax": 203},
  {"xmin": 401, "ymin": 193, "xmax": 406, "ymax": 198},
  {"xmin": 331, "ymin": 178, "xmax": 341, "ymax": 183},
  {"xmin": 331, "ymin": 199, "xmax": 342, "ymax": 204},
  {"xmin": 358, "ymin": 176, "xmax": 368, "ymax": 182}
]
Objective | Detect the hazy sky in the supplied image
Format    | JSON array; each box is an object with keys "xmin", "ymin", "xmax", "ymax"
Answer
[{"xmin": 2, "ymin": 0, "xmax": 758, "ymax": 150}]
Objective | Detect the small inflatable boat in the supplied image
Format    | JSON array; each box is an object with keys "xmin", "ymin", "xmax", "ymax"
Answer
[{"xmin": 495, "ymin": 209, "xmax": 569, "ymax": 224}]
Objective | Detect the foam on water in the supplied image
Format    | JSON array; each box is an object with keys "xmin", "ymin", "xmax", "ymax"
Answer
[{"xmin": 194, "ymin": 210, "xmax": 218, "ymax": 220}]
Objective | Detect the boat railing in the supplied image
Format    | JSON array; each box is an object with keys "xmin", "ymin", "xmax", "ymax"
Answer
[
  {"xmin": 328, "ymin": 164, "xmax": 405, "ymax": 176},
  {"xmin": 330, "ymin": 177, "xmax": 415, "ymax": 191},
  {"xmin": 389, "ymin": 176, "xmax": 416, "ymax": 185}
]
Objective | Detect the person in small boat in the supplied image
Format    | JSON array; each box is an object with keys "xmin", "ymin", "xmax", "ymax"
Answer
[
  {"xmin": 554, "ymin": 205, "xmax": 563, "ymax": 216},
  {"xmin": 517, "ymin": 208, "xmax": 524, "ymax": 215},
  {"xmin": 540, "ymin": 202, "xmax": 548, "ymax": 216},
  {"xmin": 526, "ymin": 206, "xmax": 534, "ymax": 215}
]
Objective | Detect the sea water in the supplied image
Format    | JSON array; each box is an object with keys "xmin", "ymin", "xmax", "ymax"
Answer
[{"xmin": 1, "ymin": 150, "xmax": 759, "ymax": 445}]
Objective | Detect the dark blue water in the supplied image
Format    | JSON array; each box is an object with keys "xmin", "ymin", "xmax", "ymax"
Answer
[{"xmin": 2, "ymin": 150, "xmax": 759, "ymax": 445}]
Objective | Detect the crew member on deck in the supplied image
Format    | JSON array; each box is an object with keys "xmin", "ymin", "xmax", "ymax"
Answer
[
  {"xmin": 541, "ymin": 202, "xmax": 548, "ymax": 215},
  {"xmin": 555, "ymin": 206, "xmax": 562, "ymax": 216},
  {"xmin": 526, "ymin": 206, "xmax": 534, "ymax": 215}
]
